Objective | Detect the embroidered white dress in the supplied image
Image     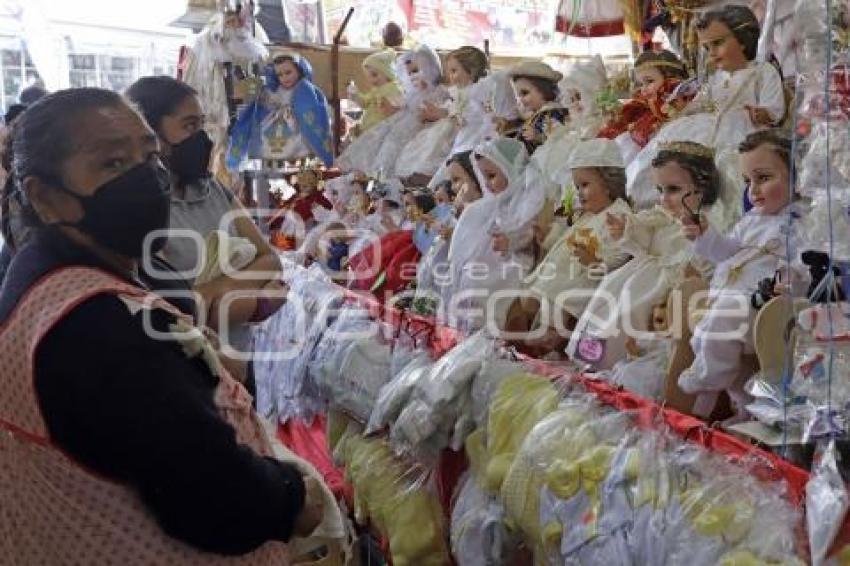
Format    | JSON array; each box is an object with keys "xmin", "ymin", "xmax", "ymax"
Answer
[
  {"xmin": 567, "ymin": 206, "xmax": 714, "ymax": 370},
  {"xmin": 679, "ymin": 206, "xmax": 806, "ymax": 418},
  {"xmin": 524, "ymin": 198, "xmax": 632, "ymax": 321},
  {"xmin": 627, "ymin": 62, "xmax": 785, "ymax": 212}
]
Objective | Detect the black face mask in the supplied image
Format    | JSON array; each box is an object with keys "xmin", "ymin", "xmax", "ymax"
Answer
[
  {"xmin": 52, "ymin": 160, "xmax": 172, "ymax": 258},
  {"xmin": 169, "ymin": 129, "xmax": 213, "ymax": 186}
]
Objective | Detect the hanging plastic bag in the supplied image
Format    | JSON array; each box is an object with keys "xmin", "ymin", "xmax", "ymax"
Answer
[{"xmin": 807, "ymin": 440, "xmax": 849, "ymax": 566}]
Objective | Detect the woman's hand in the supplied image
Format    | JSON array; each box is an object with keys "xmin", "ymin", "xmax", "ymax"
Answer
[
  {"xmin": 605, "ymin": 212, "xmax": 627, "ymax": 241},
  {"xmin": 491, "ymin": 232, "xmax": 510, "ymax": 254},
  {"xmin": 439, "ymin": 225, "xmax": 454, "ymax": 240},
  {"xmin": 293, "ymin": 476, "xmax": 325, "ymax": 537},
  {"xmin": 520, "ymin": 122, "xmax": 536, "ymax": 142},
  {"xmin": 680, "ymin": 212, "xmax": 708, "ymax": 241}
]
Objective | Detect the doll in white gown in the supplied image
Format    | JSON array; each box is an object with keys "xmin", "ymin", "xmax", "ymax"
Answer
[
  {"xmin": 396, "ymin": 47, "xmax": 490, "ymax": 180},
  {"xmin": 446, "ymin": 137, "xmax": 544, "ymax": 333},
  {"xmin": 337, "ymin": 44, "xmax": 448, "ymax": 178},
  {"xmin": 627, "ymin": 5, "xmax": 786, "ymax": 213},
  {"xmin": 678, "ymin": 129, "xmax": 808, "ymax": 420},
  {"xmin": 567, "ymin": 142, "xmax": 722, "ymax": 370}
]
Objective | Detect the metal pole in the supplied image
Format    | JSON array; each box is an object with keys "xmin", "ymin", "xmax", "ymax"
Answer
[{"xmin": 331, "ymin": 7, "xmax": 355, "ymax": 157}]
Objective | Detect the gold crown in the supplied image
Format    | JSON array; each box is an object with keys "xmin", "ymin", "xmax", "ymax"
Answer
[{"xmin": 658, "ymin": 141, "xmax": 715, "ymax": 159}]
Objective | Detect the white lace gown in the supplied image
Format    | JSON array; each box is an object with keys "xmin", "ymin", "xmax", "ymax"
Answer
[
  {"xmin": 567, "ymin": 206, "xmax": 714, "ymax": 370},
  {"xmin": 627, "ymin": 62, "xmax": 785, "ymax": 211},
  {"xmin": 336, "ymin": 85, "xmax": 449, "ymax": 178}
]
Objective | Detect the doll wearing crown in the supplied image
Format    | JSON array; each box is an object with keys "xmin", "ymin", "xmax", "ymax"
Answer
[
  {"xmin": 567, "ymin": 141, "xmax": 719, "ymax": 370},
  {"xmin": 598, "ymin": 50, "xmax": 693, "ymax": 164},
  {"xmin": 626, "ymin": 6, "xmax": 786, "ymax": 210},
  {"xmin": 227, "ymin": 52, "xmax": 333, "ymax": 170}
]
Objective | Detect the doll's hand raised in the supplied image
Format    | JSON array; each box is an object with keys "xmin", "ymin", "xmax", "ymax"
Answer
[
  {"xmin": 571, "ymin": 241, "xmax": 598, "ymax": 266},
  {"xmin": 680, "ymin": 212, "xmax": 707, "ymax": 241},
  {"xmin": 419, "ymin": 101, "xmax": 445, "ymax": 122},
  {"xmin": 745, "ymin": 105, "xmax": 775, "ymax": 127},
  {"xmin": 605, "ymin": 212, "xmax": 627, "ymax": 241},
  {"xmin": 379, "ymin": 97, "xmax": 400, "ymax": 116},
  {"xmin": 491, "ymin": 232, "xmax": 510, "ymax": 253}
]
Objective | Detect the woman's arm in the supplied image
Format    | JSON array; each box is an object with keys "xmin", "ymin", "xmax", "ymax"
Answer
[
  {"xmin": 36, "ymin": 297, "xmax": 309, "ymax": 555},
  {"xmin": 195, "ymin": 200, "xmax": 285, "ymax": 328}
]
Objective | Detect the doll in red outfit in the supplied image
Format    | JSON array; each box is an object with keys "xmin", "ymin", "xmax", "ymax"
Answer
[
  {"xmin": 598, "ymin": 50, "xmax": 692, "ymax": 160},
  {"xmin": 269, "ymin": 165, "xmax": 332, "ymax": 249}
]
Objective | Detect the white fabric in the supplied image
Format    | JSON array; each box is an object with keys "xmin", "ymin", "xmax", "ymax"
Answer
[
  {"xmin": 337, "ymin": 44, "xmax": 448, "ymax": 178},
  {"xmin": 451, "ymin": 474, "xmax": 513, "ymax": 566},
  {"xmin": 678, "ymin": 206, "xmax": 806, "ymax": 418},
  {"xmin": 428, "ymin": 71, "xmax": 520, "ymax": 188},
  {"xmin": 195, "ymin": 230, "xmax": 258, "ymax": 286},
  {"xmin": 557, "ymin": 55, "xmax": 608, "ymax": 110},
  {"xmin": 524, "ymin": 198, "xmax": 632, "ymax": 320},
  {"xmin": 627, "ymin": 61, "xmax": 785, "ymax": 219},
  {"xmin": 569, "ymin": 137, "xmax": 623, "ymax": 169},
  {"xmin": 567, "ymin": 206, "xmax": 714, "ymax": 370},
  {"xmin": 447, "ymin": 138, "xmax": 543, "ymax": 331},
  {"xmin": 599, "ymin": 338, "xmax": 673, "ymax": 399}
]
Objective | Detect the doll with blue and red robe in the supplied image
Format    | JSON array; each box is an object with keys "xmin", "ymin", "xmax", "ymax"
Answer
[{"xmin": 227, "ymin": 52, "xmax": 333, "ymax": 169}]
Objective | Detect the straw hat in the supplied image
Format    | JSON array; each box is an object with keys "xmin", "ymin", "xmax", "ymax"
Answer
[{"xmin": 507, "ymin": 61, "xmax": 564, "ymax": 83}]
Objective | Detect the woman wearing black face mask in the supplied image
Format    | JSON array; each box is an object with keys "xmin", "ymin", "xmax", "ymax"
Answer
[
  {"xmin": 0, "ymin": 88, "xmax": 323, "ymax": 561},
  {"xmin": 126, "ymin": 76, "xmax": 285, "ymax": 365}
]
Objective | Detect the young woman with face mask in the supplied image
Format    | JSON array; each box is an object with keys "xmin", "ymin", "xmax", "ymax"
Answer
[
  {"xmin": 0, "ymin": 88, "xmax": 323, "ymax": 562},
  {"xmin": 126, "ymin": 76, "xmax": 285, "ymax": 358}
]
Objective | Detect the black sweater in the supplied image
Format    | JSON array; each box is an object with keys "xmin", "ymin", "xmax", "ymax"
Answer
[{"xmin": 0, "ymin": 232, "xmax": 305, "ymax": 556}]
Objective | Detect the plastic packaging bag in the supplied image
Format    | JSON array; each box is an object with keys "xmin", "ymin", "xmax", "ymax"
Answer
[
  {"xmin": 254, "ymin": 263, "xmax": 344, "ymax": 421},
  {"xmin": 367, "ymin": 351, "xmax": 434, "ymax": 435},
  {"xmin": 389, "ymin": 332, "xmax": 497, "ymax": 459},
  {"xmin": 335, "ymin": 433, "xmax": 449, "ymax": 566},
  {"xmin": 451, "ymin": 473, "xmax": 515, "ymax": 566},
  {"xmin": 807, "ymin": 440, "xmax": 849, "ymax": 566}
]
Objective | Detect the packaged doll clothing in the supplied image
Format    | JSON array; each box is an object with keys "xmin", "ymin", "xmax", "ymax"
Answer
[
  {"xmin": 447, "ymin": 138, "xmax": 544, "ymax": 332},
  {"xmin": 626, "ymin": 62, "xmax": 784, "ymax": 212},
  {"xmin": 354, "ymin": 50, "xmax": 404, "ymax": 135},
  {"xmin": 227, "ymin": 53, "xmax": 333, "ymax": 169},
  {"xmin": 567, "ymin": 205, "xmax": 715, "ymax": 370},
  {"xmin": 599, "ymin": 336, "xmax": 673, "ymax": 400},
  {"xmin": 678, "ymin": 205, "xmax": 808, "ymax": 419},
  {"xmin": 337, "ymin": 44, "xmax": 448, "ymax": 178},
  {"xmin": 524, "ymin": 198, "xmax": 632, "ymax": 322}
]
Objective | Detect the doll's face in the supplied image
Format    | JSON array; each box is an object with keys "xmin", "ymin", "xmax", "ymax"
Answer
[
  {"xmin": 476, "ymin": 157, "xmax": 509, "ymax": 194},
  {"xmin": 297, "ymin": 170, "xmax": 319, "ymax": 193},
  {"xmin": 654, "ymin": 161, "xmax": 702, "ymax": 217},
  {"xmin": 651, "ymin": 305, "xmax": 669, "ymax": 331},
  {"xmin": 365, "ymin": 65, "xmax": 388, "ymax": 88},
  {"xmin": 698, "ymin": 21, "xmax": 748, "ymax": 72},
  {"xmin": 573, "ymin": 167, "xmax": 613, "ymax": 214},
  {"xmin": 635, "ymin": 66, "xmax": 666, "ymax": 98},
  {"xmin": 448, "ymin": 161, "xmax": 476, "ymax": 196},
  {"xmin": 741, "ymin": 144, "xmax": 791, "ymax": 215},
  {"xmin": 513, "ymin": 78, "xmax": 547, "ymax": 113},
  {"xmin": 275, "ymin": 59, "xmax": 301, "ymax": 89},
  {"xmin": 435, "ymin": 187, "xmax": 452, "ymax": 206},
  {"xmin": 446, "ymin": 57, "xmax": 473, "ymax": 88}
]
